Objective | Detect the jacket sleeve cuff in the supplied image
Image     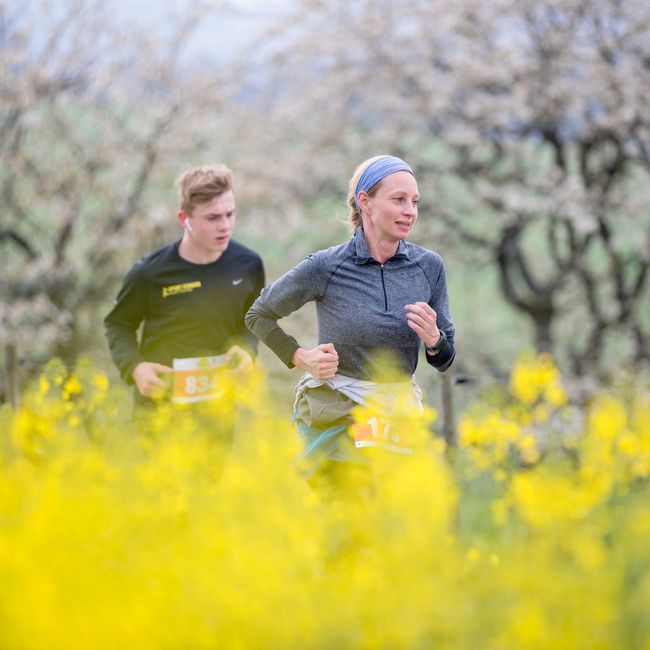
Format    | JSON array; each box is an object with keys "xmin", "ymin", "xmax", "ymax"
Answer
[
  {"xmin": 425, "ymin": 340, "xmax": 455, "ymax": 372},
  {"xmin": 123, "ymin": 359, "xmax": 144, "ymax": 385}
]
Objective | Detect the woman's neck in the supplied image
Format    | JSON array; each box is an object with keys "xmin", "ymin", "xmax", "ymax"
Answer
[{"xmin": 365, "ymin": 233, "xmax": 399, "ymax": 265}]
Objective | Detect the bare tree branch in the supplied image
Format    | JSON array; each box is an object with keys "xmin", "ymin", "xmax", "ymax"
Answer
[{"xmin": 0, "ymin": 229, "xmax": 37, "ymax": 259}]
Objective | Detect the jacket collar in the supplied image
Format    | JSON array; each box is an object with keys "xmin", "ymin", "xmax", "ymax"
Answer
[{"xmin": 353, "ymin": 227, "xmax": 410, "ymax": 265}]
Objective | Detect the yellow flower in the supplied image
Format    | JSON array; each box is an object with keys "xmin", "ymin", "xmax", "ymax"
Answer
[
  {"xmin": 38, "ymin": 375, "xmax": 50, "ymax": 395},
  {"xmin": 91, "ymin": 372, "xmax": 110, "ymax": 392},
  {"xmin": 0, "ymin": 355, "xmax": 647, "ymax": 649},
  {"xmin": 510, "ymin": 351, "xmax": 567, "ymax": 407},
  {"xmin": 62, "ymin": 376, "xmax": 82, "ymax": 400}
]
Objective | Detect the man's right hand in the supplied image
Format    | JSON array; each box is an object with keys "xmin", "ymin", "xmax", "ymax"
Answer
[
  {"xmin": 292, "ymin": 343, "xmax": 339, "ymax": 380},
  {"xmin": 132, "ymin": 361, "xmax": 173, "ymax": 398}
]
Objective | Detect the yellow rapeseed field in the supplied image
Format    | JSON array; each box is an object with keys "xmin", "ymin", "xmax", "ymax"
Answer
[{"xmin": 1, "ymin": 354, "xmax": 649, "ymax": 649}]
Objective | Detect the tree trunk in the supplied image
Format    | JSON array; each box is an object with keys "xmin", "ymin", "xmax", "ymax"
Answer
[
  {"xmin": 440, "ymin": 371, "xmax": 456, "ymax": 447},
  {"xmin": 4, "ymin": 342, "xmax": 19, "ymax": 408},
  {"xmin": 533, "ymin": 311, "xmax": 554, "ymax": 354}
]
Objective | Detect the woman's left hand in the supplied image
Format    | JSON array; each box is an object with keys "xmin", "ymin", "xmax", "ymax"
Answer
[{"xmin": 405, "ymin": 302, "xmax": 441, "ymax": 348}]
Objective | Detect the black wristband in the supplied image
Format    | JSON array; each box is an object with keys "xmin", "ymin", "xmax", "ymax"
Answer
[{"xmin": 426, "ymin": 329, "xmax": 447, "ymax": 357}]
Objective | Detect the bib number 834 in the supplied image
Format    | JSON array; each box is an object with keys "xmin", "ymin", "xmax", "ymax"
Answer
[{"xmin": 185, "ymin": 372, "xmax": 218, "ymax": 395}]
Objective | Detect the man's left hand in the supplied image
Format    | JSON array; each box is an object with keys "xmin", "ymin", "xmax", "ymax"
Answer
[{"xmin": 224, "ymin": 345, "xmax": 253, "ymax": 373}]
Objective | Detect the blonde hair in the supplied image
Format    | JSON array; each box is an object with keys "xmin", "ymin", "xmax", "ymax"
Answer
[
  {"xmin": 345, "ymin": 155, "xmax": 390, "ymax": 231},
  {"xmin": 175, "ymin": 165, "xmax": 234, "ymax": 215}
]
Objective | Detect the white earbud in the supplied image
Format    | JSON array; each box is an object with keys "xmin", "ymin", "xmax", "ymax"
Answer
[{"xmin": 185, "ymin": 219, "xmax": 193, "ymax": 232}]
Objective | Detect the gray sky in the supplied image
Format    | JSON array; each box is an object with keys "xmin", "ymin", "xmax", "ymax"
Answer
[{"xmin": 111, "ymin": 0, "xmax": 289, "ymax": 63}]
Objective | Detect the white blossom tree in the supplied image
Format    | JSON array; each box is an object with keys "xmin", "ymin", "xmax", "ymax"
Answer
[
  {"xmin": 0, "ymin": 0, "xmax": 238, "ymax": 400},
  {"xmin": 234, "ymin": 0, "xmax": 650, "ymax": 379}
]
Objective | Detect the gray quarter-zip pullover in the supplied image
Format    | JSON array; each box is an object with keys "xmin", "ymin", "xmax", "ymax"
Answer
[{"xmin": 245, "ymin": 227, "xmax": 455, "ymax": 380}]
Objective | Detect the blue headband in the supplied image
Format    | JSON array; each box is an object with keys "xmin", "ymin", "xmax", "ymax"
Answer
[{"xmin": 354, "ymin": 156, "xmax": 414, "ymax": 209}]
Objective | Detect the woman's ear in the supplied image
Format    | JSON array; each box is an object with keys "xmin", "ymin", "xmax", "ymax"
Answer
[{"xmin": 357, "ymin": 191, "xmax": 370, "ymax": 213}]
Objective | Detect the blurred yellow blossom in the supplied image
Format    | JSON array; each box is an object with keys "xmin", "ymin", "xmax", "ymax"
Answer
[
  {"xmin": 0, "ymin": 355, "xmax": 647, "ymax": 649},
  {"xmin": 510, "ymin": 351, "xmax": 568, "ymax": 407}
]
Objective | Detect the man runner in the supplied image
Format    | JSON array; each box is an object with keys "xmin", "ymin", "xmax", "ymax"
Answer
[{"xmin": 104, "ymin": 164, "xmax": 265, "ymax": 406}]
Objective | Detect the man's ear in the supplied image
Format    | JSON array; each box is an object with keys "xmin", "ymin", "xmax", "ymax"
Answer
[{"xmin": 178, "ymin": 211, "xmax": 192, "ymax": 230}]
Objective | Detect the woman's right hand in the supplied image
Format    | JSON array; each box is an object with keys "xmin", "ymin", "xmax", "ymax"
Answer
[{"xmin": 292, "ymin": 344, "xmax": 339, "ymax": 380}]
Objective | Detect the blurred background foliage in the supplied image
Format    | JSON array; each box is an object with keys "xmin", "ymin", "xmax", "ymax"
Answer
[{"xmin": 1, "ymin": 0, "xmax": 649, "ymax": 406}]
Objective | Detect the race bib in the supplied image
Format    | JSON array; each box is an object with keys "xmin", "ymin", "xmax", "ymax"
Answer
[
  {"xmin": 350, "ymin": 415, "xmax": 413, "ymax": 455},
  {"xmin": 171, "ymin": 355, "xmax": 228, "ymax": 404}
]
